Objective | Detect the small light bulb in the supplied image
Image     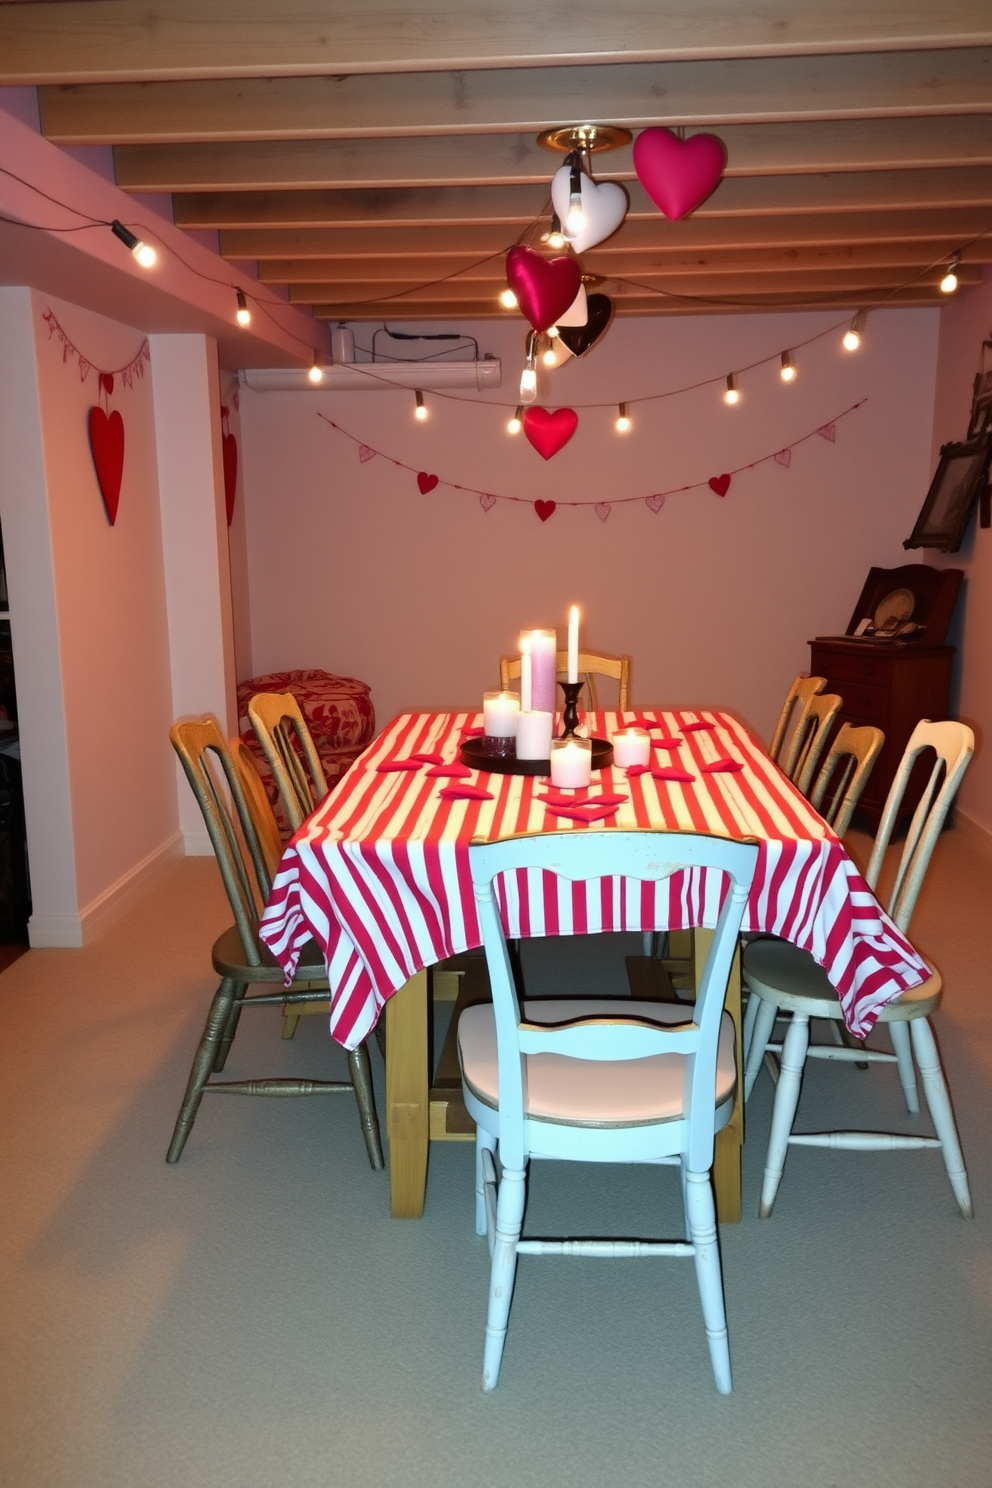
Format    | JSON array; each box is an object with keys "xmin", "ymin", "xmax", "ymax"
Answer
[
  {"xmin": 499, "ymin": 288, "xmax": 518, "ymax": 309},
  {"xmin": 547, "ymin": 324, "xmax": 559, "ymax": 338},
  {"xmin": 542, "ymin": 345, "xmax": 557, "ymax": 367},
  {"xmin": 940, "ymin": 257, "xmax": 960, "ymax": 294},
  {"xmin": 843, "ymin": 310, "xmax": 866, "ymax": 352},
  {"xmin": 508, "ymin": 406, "xmax": 524, "ymax": 434},
  {"xmin": 133, "ymin": 240, "xmax": 157, "ymax": 268},
  {"xmin": 780, "ymin": 351, "xmax": 797, "ymax": 382},
  {"xmin": 414, "ymin": 389, "xmax": 428, "ymax": 420},
  {"xmin": 842, "ymin": 329, "xmax": 860, "ymax": 351},
  {"xmin": 615, "ymin": 402, "xmax": 632, "ymax": 433},
  {"xmin": 519, "ymin": 365, "xmax": 538, "ymax": 402},
  {"xmin": 724, "ymin": 374, "xmax": 740, "ymax": 406},
  {"xmin": 236, "ymin": 290, "xmax": 251, "ymax": 327},
  {"xmin": 547, "ymin": 213, "xmax": 566, "ymax": 250},
  {"xmin": 308, "ymin": 359, "xmax": 324, "ymax": 384},
  {"xmin": 564, "ymin": 196, "xmax": 586, "ymax": 237}
]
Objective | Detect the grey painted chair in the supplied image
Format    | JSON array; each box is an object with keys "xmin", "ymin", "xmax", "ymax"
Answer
[{"xmin": 167, "ymin": 718, "xmax": 382, "ymax": 1170}]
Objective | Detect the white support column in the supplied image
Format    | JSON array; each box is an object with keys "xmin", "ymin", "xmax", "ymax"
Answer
[
  {"xmin": 0, "ymin": 287, "xmax": 80, "ymax": 944},
  {"xmin": 151, "ymin": 334, "xmax": 238, "ymax": 853}
]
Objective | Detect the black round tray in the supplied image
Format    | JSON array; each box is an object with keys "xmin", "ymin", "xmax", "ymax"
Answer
[{"xmin": 459, "ymin": 735, "xmax": 614, "ymax": 776}]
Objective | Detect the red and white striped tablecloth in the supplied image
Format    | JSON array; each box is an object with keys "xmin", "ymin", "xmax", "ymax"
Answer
[{"xmin": 259, "ymin": 710, "xmax": 930, "ymax": 1049}]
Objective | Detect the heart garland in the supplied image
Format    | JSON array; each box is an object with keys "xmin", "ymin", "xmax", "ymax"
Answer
[
  {"xmin": 774, "ymin": 448, "xmax": 793, "ymax": 467},
  {"xmin": 534, "ymin": 500, "xmax": 557, "ymax": 522},
  {"xmin": 633, "ymin": 127, "xmax": 727, "ymax": 221},
  {"xmin": 645, "ymin": 493, "xmax": 666, "ymax": 513},
  {"xmin": 557, "ymin": 294, "xmax": 615, "ymax": 358},
  {"xmin": 550, "ymin": 164, "xmax": 629, "ymax": 253},
  {"xmin": 708, "ymin": 473, "xmax": 732, "ymax": 497},
  {"xmin": 522, "ymin": 407, "xmax": 579, "ymax": 460},
  {"xmin": 417, "ymin": 471, "xmax": 439, "ymax": 493},
  {"xmin": 505, "ymin": 245, "xmax": 583, "ymax": 333},
  {"xmin": 88, "ymin": 407, "xmax": 125, "ymax": 526},
  {"xmin": 595, "ymin": 503, "xmax": 612, "ymax": 522}
]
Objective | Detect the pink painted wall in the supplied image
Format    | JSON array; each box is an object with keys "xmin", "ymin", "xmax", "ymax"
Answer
[
  {"xmin": 239, "ymin": 309, "xmax": 940, "ymax": 745},
  {"xmin": 926, "ymin": 274, "xmax": 992, "ymax": 837},
  {"xmin": 31, "ymin": 291, "xmax": 178, "ymax": 908}
]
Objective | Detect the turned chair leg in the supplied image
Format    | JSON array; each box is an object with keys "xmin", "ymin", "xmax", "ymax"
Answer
[
  {"xmin": 214, "ymin": 983, "xmax": 247, "ymax": 1072},
  {"xmin": 910, "ymin": 1018, "xmax": 973, "ymax": 1218},
  {"xmin": 685, "ymin": 1167, "xmax": 732, "ymax": 1394},
  {"xmin": 483, "ymin": 1165, "xmax": 525, "ymax": 1392},
  {"xmin": 743, "ymin": 995, "xmax": 779, "ymax": 1102},
  {"xmin": 167, "ymin": 977, "xmax": 240, "ymax": 1163},
  {"xmin": 759, "ymin": 1012, "xmax": 809, "ymax": 1217},
  {"xmin": 475, "ymin": 1128, "xmax": 498, "ymax": 1236},
  {"xmin": 347, "ymin": 1042, "xmax": 384, "ymax": 1170},
  {"xmin": 888, "ymin": 1021, "xmax": 920, "ymax": 1114}
]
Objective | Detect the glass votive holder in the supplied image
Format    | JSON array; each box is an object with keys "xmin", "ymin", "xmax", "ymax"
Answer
[
  {"xmin": 483, "ymin": 691, "xmax": 520, "ymax": 738},
  {"xmin": 612, "ymin": 727, "xmax": 651, "ymax": 768},
  {"xmin": 550, "ymin": 735, "xmax": 592, "ymax": 789},
  {"xmin": 516, "ymin": 710, "xmax": 554, "ymax": 761}
]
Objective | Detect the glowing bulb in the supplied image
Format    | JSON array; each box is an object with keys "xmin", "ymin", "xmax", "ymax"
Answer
[
  {"xmin": 547, "ymin": 324, "xmax": 559, "ymax": 338},
  {"xmin": 414, "ymin": 389, "xmax": 428, "ymax": 420},
  {"xmin": 542, "ymin": 345, "xmax": 557, "ymax": 367},
  {"xmin": 508, "ymin": 406, "xmax": 524, "ymax": 434},
  {"xmin": 843, "ymin": 310, "xmax": 866, "ymax": 352},
  {"xmin": 499, "ymin": 288, "xmax": 518, "ymax": 309},
  {"xmin": 236, "ymin": 290, "xmax": 251, "ymax": 327},
  {"xmin": 133, "ymin": 240, "xmax": 157, "ymax": 268},
  {"xmin": 308, "ymin": 359, "xmax": 324, "ymax": 384},
  {"xmin": 519, "ymin": 365, "xmax": 538, "ymax": 402},
  {"xmin": 780, "ymin": 350, "xmax": 797, "ymax": 382},
  {"xmin": 564, "ymin": 196, "xmax": 586, "ymax": 237},
  {"xmin": 724, "ymin": 374, "xmax": 740, "ymax": 406},
  {"xmin": 842, "ymin": 329, "xmax": 860, "ymax": 351},
  {"xmin": 615, "ymin": 402, "xmax": 632, "ymax": 433},
  {"xmin": 940, "ymin": 257, "xmax": 960, "ymax": 294}
]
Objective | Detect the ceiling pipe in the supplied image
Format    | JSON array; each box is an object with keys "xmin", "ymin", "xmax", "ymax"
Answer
[{"xmin": 239, "ymin": 360, "xmax": 501, "ymax": 393}]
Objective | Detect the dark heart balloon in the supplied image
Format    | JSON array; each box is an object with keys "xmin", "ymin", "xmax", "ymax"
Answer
[{"xmin": 556, "ymin": 294, "xmax": 615, "ymax": 358}]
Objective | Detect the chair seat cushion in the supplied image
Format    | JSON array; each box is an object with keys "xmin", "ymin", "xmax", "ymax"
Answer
[
  {"xmin": 743, "ymin": 938, "xmax": 941, "ymax": 1021},
  {"xmin": 458, "ymin": 998, "xmax": 736, "ymax": 1127}
]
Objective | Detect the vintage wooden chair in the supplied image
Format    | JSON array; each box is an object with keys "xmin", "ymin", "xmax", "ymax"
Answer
[
  {"xmin": 167, "ymin": 718, "xmax": 382, "ymax": 1170},
  {"xmin": 769, "ymin": 673, "xmax": 827, "ymax": 768},
  {"xmin": 499, "ymin": 650, "xmax": 630, "ymax": 711},
  {"xmin": 248, "ymin": 691, "xmax": 329, "ymax": 833},
  {"xmin": 742, "ymin": 719, "xmax": 974, "ymax": 1218},
  {"xmin": 458, "ymin": 829, "xmax": 758, "ymax": 1394},
  {"xmin": 807, "ymin": 722, "xmax": 885, "ymax": 837},
  {"xmin": 788, "ymin": 691, "xmax": 843, "ymax": 795}
]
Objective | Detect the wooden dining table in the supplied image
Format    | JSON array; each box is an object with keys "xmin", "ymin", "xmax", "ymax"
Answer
[{"xmin": 259, "ymin": 707, "xmax": 931, "ymax": 1220}]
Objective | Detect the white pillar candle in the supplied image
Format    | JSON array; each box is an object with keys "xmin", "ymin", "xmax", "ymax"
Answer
[
  {"xmin": 567, "ymin": 605, "xmax": 580, "ymax": 684},
  {"xmin": 483, "ymin": 691, "xmax": 520, "ymax": 737},
  {"xmin": 612, "ymin": 727, "xmax": 651, "ymax": 768},
  {"xmin": 521, "ymin": 628, "xmax": 557, "ymax": 714},
  {"xmin": 520, "ymin": 640, "xmax": 533, "ymax": 713},
  {"xmin": 550, "ymin": 736, "xmax": 592, "ymax": 789},
  {"xmin": 516, "ymin": 710, "xmax": 554, "ymax": 761}
]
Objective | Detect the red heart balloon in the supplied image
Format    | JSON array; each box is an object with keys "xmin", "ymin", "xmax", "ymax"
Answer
[
  {"xmin": 505, "ymin": 245, "xmax": 582, "ymax": 333},
  {"xmin": 534, "ymin": 500, "xmax": 557, "ymax": 522},
  {"xmin": 222, "ymin": 431, "xmax": 238, "ymax": 526},
  {"xmin": 633, "ymin": 128, "xmax": 727, "ymax": 221},
  {"xmin": 709, "ymin": 473, "xmax": 731, "ymax": 497},
  {"xmin": 88, "ymin": 406, "xmax": 125, "ymax": 525},
  {"xmin": 417, "ymin": 471, "xmax": 439, "ymax": 494},
  {"xmin": 522, "ymin": 407, "xmax": 578, "ymax": 460}
]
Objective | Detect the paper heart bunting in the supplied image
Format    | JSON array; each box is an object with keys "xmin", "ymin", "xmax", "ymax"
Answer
[
  {"xmin": 817, "ymin": 423, "xmax": 837, "ymax": 442},
  {"xmin": 100, "ymin": 372, "xmax": 114, "ymax": 395},
  {"xmin": 633, "ymin": 127, "xmax": 727, "ymax": 221},
  {"xmin": 87, "ymin": 406, "xmax": 125, "ymax": 525},
  {"xmin": 534, "ymin": 499, "xmax": 557, "ymax": 522},
  {"xmin": 557, "ymin": 294, "xmax": 615, "ymax": 358},
  {"xmin": 774, "ymin": 448, "xmax": 793, "ymax": 468},
  {"xmin": 479, "ymin": 492, "xmax": 497, "ymax": 512},
  {"xmin": 505, "ymin": 245, "xmax": 583, "ymax": 333},
  {"xmin": 522, "ymin": 406, "xmax": 578, "ymax": 460},
  {"xmin": 550, "ymin": 165, "xmax": 629, "ymax": 253},
  {"xmin": 358, "ymin": 444, "xmax": 375, "ymax": 463},
  {"xmin": 708, "ymin": 473, "xmax": 731, "ymax": 497},
  {"xmin": 222, "ymin": 431, "xmax": 238, "ymax": 526},
  {"xmin": 645, "ymin": 493, "xmax": 666, "ymax": 513},
  {"xmin": 417, "ymin": 471, "xmax": 439, "ymax": 494},
  {"xmin": 595, "ymin": 503, "xmax": 612, "ymax": 523}
]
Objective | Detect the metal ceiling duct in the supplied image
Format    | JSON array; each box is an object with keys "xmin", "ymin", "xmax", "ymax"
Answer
[{"xmin": 239, "ymin": 360, "xmax": 501, "ymax": 392}]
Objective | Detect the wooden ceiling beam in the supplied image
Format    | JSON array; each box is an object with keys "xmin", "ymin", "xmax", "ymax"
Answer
[
  {"xmin": 114, "ymin": 117, "xmax": 992, "ymax": 193},
  {"xmin": 38, "ymin": 50, "xmax": 992, "ymax": 144},
  {"xmin": 219, "ymin": 209, "xmax": 992, "ymax": 260},
  {"xmin": 4, "ymin": 1, "xmax": 990, "ymax": 85}
]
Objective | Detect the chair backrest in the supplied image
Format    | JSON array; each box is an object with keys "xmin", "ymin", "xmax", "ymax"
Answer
[
  {"xmin": 865, "ymin": 719, "xmax": 974, "ymax": 933},
  {"xmin": 468, "ymin": 830, "xmax": 758, "ymax": 1172},
  {"xmin": 789, "ymin": 693, "xmax": 843, "ymax": 795},
  {"xmin": 769, "ymin": 673, "xmax": 827, "ymax": 767},
  {"xmin": 170, "ymin": 719, "xmax": 268, "ymax": 965},
  {"xmin": 248, "ymin": 691, "xmax": 329, "ymax": 832},
  {"xmin": 231, "ymin": 736, "xmax": 284, "ymax": 886},
  {"xmin": 499, "ymin": 650, "xmax": 630, "ymax": 711},
  {"xmin": 808, "ymin": 722, "xmax": 885, "ymax": 838}
]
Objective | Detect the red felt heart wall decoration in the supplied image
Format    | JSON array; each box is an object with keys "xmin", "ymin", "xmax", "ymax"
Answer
[
  {"xmin": 534, "ymin": 500, "xmax": 557, "ymax": 522},
  {"xmin": 417, "ymin": 471, "xmax": 439, "ymax": 494},
  {"xmin": 522, "ymin": 407, "xmax": 578, "ymax": 460},
  {"xmin": 222, "ymin": 431, "xmax": 238, "ymax": 526},
  {"xmin": 708, "ymin": 474, "xmax": 732, "ymax": 497},
  {"xmin": 633, "ymin": 127, "xmax": 727, "ymax": 221},
  {"xmin": 88, "ymin": 406, "xmax": 125, "ymax": 525},
  {"xmin": 505, "ymin": 245, "xmax": 583, "ymax": 333}
]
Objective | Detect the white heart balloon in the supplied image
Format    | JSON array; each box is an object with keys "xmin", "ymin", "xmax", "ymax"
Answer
[
  {"xmin": 556, "ymin": 283, "xmax": 588, "ymax": 326},
  {"xmin": 551, "ymin": 164, "xmax": 629, "ymax": 253}
]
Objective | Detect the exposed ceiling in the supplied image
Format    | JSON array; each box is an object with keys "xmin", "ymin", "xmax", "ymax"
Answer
[{"xmin": 2, "ymin": 2, "xmax": 992, "ymax": 323}]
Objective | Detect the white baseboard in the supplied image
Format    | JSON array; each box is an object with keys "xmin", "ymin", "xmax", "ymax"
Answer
[
  {"xmin": 28, "ymin": 832, "xmax": 185, "ymax": 948},
  {"xmin": 953, "ymin": 808, "xmax": 992, "ymax": 863},
  {"xmin": 182, "ymin": 827, "xmax": 215, "ymax": 856}
]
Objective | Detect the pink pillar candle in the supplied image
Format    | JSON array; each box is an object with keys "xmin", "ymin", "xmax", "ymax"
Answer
[
  {"xmin": 612, "ymin": 728, "xmax": 651, "ymax": 768},
  {"xmin": 521, "ymin": 628, "xmax": 557, "ymax": 714}
]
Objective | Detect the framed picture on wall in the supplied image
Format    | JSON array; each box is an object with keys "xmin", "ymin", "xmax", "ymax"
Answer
[
  {"xmin": 968, "ymin": 368, "xmax": 992, "ymax": 438},
  {"xmin": 904, "ymin": 434, "xmax": 992, "ymax": 553}
]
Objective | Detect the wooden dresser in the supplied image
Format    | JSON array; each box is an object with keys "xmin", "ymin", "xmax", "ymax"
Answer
[{"xmin": 809, "ymin": 565, "xmax": 963, "ymax": 828}]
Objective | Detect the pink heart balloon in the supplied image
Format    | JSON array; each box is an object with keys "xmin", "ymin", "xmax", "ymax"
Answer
[
  {"xmin": 522, "ymin": 407, "xmax": 578, "ymax": 460},
  {"xmin": 505, "ymin": 246, "xmax": 582, "ymax": 333},
  {"xmin": 632, "ymin": 127, "xmax": 727, "ymax": 221}
]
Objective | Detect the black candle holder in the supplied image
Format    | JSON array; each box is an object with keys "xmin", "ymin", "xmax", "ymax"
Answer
[{"xmin": 558, "ymin": 680, "xmax": 584, "ymax": 737}]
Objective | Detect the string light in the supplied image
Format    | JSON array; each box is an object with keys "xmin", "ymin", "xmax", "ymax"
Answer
[
  {"xmin": 940, "ymin": 255, "xmax": 961, "ymax": 294},
  {"xmin": 541, "ymin": 335, "xmax": 558, "ymax": 367},
  {"xmin": 547, "ymin": 214, "xmax": 566, "ymax": 250},
  {"xmin": 110, "ymin": 218, "xmax": 156, "ymax": 268},
  {"xmin": 724, "ymin": 373, "xmax": 740, "ymax": 406},
  {"xmin": 563, "ymin": 154, "xmax": 587, "ymax": 238},
  {"xmin": 780, "ymin": 350, "xmax": 797, "ymax": 382},
  {"xmin": 615, "ymin": 402, "xmax": 632, "ymax": 432},
  {"xmin": 499, "ymin": 288, "xmax": 518, "ymax": 309},
  {"xmin": 507, "ymin": 406, "xmax": 524, "ymax": 434},
  {"xmin": 307, "ymin": 352, "xmax": 324, "ymax": 384},
  {"xmin": 235, "ymin": 289, "xmax": 251, "ymax": 327},
  {"xmin": 519, "ymin": 331, "xmax": 538, "ymax": 403},
  {"xmin": 414, "ymin": 388, "xmax": 428, "ymax": 420},
  {"xmin": 842, "ymin": 310, "xmax": 867, "ymax": 351}
]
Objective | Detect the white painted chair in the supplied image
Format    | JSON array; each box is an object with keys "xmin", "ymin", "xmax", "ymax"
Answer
[
  {"xmin": 769, "ymin": 673, "xmax": 827, "ymax": 770},
  {"xmin": 458, "ymin": 830, "xmax": 759, "ymax": 1394},
  {"xmin": 742, "ymin": 719, "xmax": 975, "ymax": 1218}
]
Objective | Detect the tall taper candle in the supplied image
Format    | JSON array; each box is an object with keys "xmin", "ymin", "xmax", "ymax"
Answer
[{"xmin": 567, "ymin": 606, "xmax": 580, "ymax": 683}]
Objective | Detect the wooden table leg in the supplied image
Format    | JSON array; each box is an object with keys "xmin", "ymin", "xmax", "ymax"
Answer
[
  {"xmin": 384, "ymin": 968, "xmax": 429, "ymax": 1218},
  {"xmin": 695, "ymin": 929, "xmax": 743, "ymax": 1223}
]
